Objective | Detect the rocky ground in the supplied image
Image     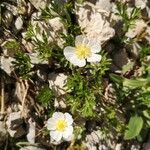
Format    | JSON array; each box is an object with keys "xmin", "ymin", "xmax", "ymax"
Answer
[{"xmin": 0, "ymin": 0, "xmax": 150, "ymax": 150}]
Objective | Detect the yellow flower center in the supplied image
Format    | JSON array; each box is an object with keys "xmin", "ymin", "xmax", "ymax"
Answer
[
  {"xmin": 56, "ymin": 119, "xmax": 67, "ymax": 132},
  {"xmin": 75, "ymin": 45, "xmax": 91, "ymax": 59}
]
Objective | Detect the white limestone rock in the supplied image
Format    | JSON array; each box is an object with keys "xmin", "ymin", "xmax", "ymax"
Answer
[
  {"xmin": 76, "ymin": 2, "xmax": 115, "ymax": 44},
  {"xmin": 29, "ymin": 0, "xmax": 47, "ymax": 10},
  {"xmin": 48, "ymin": 73, "xmax": 68, "ymax": 96},
  {"xmin": 126, "ymin": 20, "xmax": 147, "ymax": 39},
  {"xmin": 6, "ymin": 111, "xmax": 26, "ymax": 138},
  {"xmin": 0, "ymin": 56, "xmax": 15, "ymax": 75},
  {"xmin": 27, "ymin": 118, "xmax": 36, "ymax": 144},
  {"xmin": 15, "ymin": 16, "xmax": 23, "ymax": 30}
]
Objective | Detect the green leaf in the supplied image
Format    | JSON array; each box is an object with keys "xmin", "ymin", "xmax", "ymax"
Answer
[
  {"xmin": 110, "ymin": 73, "xmax": 124, "ymax": 85},
  {"xmin": 143, "ymin": 110, "xmax": 150, "ymax": 119},
  {"xmin": 13, "ymin": 51, "xmax": 32, "ymax": 78},
  {"xmin": 123, "ymin": 78, "xmax": 146, "ymax": 88},
  {"xmin": 25, "ymin": 23, "xmax": 35, "ymax": 40},
  {"xmin": 123, "ymin": 78, "xmax": 150, "ymax": 88},
  {"xmin": 122, "ymin": 61, "xmax": 134, "ymax": 74},
  {"xmin": 116, "ymin": 2, "xmax": 140, "ymax": 33},
  {"xmin": 146, "ymin": 120, "xmax": 150, "ymax": 127},
  {"xmin": 5, "ymin": 40, "xmax": 20, "ymax": 51},
  {"xmin": 124, "ymin": 115, "xmax": 143, "ymax": 140},
  {"xmin": 111, "ymin": 73, "xmax": 150, "ymax": 88},
  {"xmin": 36, "ymin": 85, "xmax": 54, "ymax": 107},
  {"xmin": 76, "ymin": 0, "xmax": 85, "ymax": 3},
  {"xmin": 140, "ymin": 45, "xmax": 150, "ymax": 58}
]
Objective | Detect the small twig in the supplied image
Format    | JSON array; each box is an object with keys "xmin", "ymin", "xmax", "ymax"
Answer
[
  {"xmin": 21, "ymin": 80, "xmax": 29, "ymax": 116},
  {"xmin": 0, "ymin": 77, "xmax": 5, "ymax": 115},
  {"xmin": 16, "ymin": 142, "xmax": 39, "ymax": 148},
  {"xmin": 4, "ymin": 134, "xmax": 9, "ymax": 150},
  {"xmin": 12, "ymin": 71, "xmax": 21, "ymax": 82},
  {"xmin": 67, "ymin": 140, "xmax": 75, "ymax": 150}
]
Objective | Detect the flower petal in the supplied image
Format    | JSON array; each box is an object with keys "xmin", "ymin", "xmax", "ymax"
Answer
[
  {"xmin": 71, "ymin": 55, "xmax": 86, "ymax": 67},
  {"xmin": 87, "ymin": 54, "xmax": 102, "ymax": 62},
  {"xmin": 88, "ymin": 39, "xmax": 101, "ymax": 53},
  {"xmin": 64, "ymin": 113, "xmax": 73, "ymax": 126},
  {"xmin": 52, "ymin": 112, "xmax": 64, "ymax": 120},
  {"xmin": 63, "ymin": 126, "xmax": 73, "ymax": 140},
  {"xmin": 64, "ymin": 134, "xmax": 74, "ymax": 141},
  {"xmin": 47, "ymin": 118, "xmax": 56, "ymax": 130},
  {"xmin": 64, "ymin": 46, "xmax": 86, "ymax": 67},
  {"xmin": 75, "ymin": 35, "xmax": 84, "ymax": 46},
  {"xmin": 64, "ymin": 46, "xmax": 76, "ymax": 60},
  {"xmin": 50, "ymin": 130, "xmax": 63, "ymax": 142},
  {"xmin": 75, "ymin": 35, "xmax": 88, "ymax": 46}
]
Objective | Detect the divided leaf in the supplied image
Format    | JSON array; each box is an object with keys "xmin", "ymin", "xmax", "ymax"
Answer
[{"xmin": 36, "ymin": 85, "xmax": 54, "ymax": 107}]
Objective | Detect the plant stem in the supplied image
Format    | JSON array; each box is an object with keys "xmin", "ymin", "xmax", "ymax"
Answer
[{"xmin": 1, "ymin": 77, "xmax": 5, "ymax": 114}]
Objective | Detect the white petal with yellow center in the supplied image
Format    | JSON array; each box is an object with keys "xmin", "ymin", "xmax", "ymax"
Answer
[
  {"xmin": 75, "ymin": 44, "xmax": 92, "ymax": 59},
  {"xmin": 64, "ymin": 46, "xmax": 86, "ymax": 67},
  {"xmin": 64, "ymin": 35, "xmax": 102, "ymax": 67},
  {"xmin": 46, "ymin": 112, "xmax": 74, "ymax": 143},
  {"xmin": 56, "ymin": 119, "xmax": 67, "ymax": 132}
]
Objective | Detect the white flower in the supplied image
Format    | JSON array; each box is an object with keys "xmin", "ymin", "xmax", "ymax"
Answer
[
  {"xmin": 46, "ymin": 112, "xmax": 73, "ymax": 143},
  {"xmin": 64, "ymin": 35, "xmax": 102, "ymax": 67}
]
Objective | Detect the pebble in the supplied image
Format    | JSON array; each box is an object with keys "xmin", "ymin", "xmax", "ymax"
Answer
[
  {"xmin": 29, "ymin": 0, "xmax": 47, "ymax": 10},
  {"xmin": 0, "ymin": 56, "xmax": 15, "ymax": 75},
  {"xmin": 3, "ymin": 10, "xmax": 13, "ymax": 27},
  {"xmin": 48, "ymin": 73, "xmax": 68, "ymax": 96},
  {"xmin": 27, "ymin": 53, "xmax": 48, "ymax": 65},
  {"xmin": 6, "ymin": 111, "xmax": 23, "ymax": 129},
  {"xmin": 6, "ymin": 111, "xmax": 26, "ymax": 138},
  {"xmin": 115, "ymin": 143, "xmax": 122, "ymax": 150},
  {"xmin": 131, "ymin": 144, "xmax": 141, "ymax": 150},
  {"xmin": 3, "ymin": 3, "xmax": 18, "ymax": 16},
  {"xmin": 15, "ymin": 16, "xmax": 23, "ymax": 30},
  {"xmin": 27, "ymin": 118, "xmax": 36, "ymax": 144}
]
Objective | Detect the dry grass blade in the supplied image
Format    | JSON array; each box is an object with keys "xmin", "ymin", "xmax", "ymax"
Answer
[
  {"xmin": 20, "ymin": 80, "xmax": 29, "ymax": 117},
  {"xmin": 0, "ymin": 77, "xmax": 5, "ymax": 115}
]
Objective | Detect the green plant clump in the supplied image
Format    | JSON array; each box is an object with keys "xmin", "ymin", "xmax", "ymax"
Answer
[
  {"xmin": 13, "ymin": 51, "xmax": 32, "ymax": 78},
  {"xmin": 65, "ymin": 52, "xmax": 111, "ymax": 118},
  {"xmin": 36, "ymin": 85, "xmax": 54, "ymax": 109}
]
